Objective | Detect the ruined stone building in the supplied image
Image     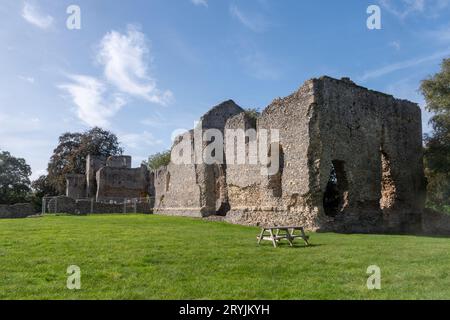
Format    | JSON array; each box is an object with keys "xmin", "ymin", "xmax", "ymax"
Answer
[
  {"xmin": 66, "ymin": 155, "xmax": 150, "ymax": 202},
  {"xmin": 151, "ymin": 76, "xmax": 426, "ymax": 233},
  {"xmin": 65, "ymin": 76, "xmax": 426, "ymax": 233}
]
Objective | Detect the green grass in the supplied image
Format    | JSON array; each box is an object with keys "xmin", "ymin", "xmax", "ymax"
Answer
[{"xmin": 1, "ymin": 214, "xmax": 450, "ymax": 300}]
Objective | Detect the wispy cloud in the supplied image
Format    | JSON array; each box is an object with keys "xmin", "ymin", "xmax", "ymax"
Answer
[
  {"xmin": 58, "ymin": 75, "xmax": 126, "ymax": 128},
  {"xmin": 97, "ymin": 25, "xmax": 173, "ymax": 105},
  {"xmin": 22, "ymin": 2, "xmax": 53, "ymax": 29},
  {"xmin": 119, "ymin": 131, "xmax": 163, "ymax": 149},
  {"xmin": 0, "ymin": 113, "xmax": 41, "ymax": 134},
  {"xmin": 18, "ymin": 75, "xmax": 35, "ymax": 84},
  {"xmin": 230, "ymin": 5, "xmax": 267, "ymax": 32},
  {"xmin": 389, "ymin": 41, "xmax": 401, "ymax": 51},
  {"xmin": 360, "ymin": 48, "xmax": 450, "ymax": 81},
  {"xmin": 379, "ymin": 0, "xmax": 450, "ymax": 19},
  {"xmin": 426, "ymin": 24, "xmax": 450, "ymax": 44},
  {"xmin": 191, "ymin": 0, "xmax": 208, "ymax": 7},
  {"xmin": 59, "ymin": 26, "xmax": 173, "ymax": 127}
]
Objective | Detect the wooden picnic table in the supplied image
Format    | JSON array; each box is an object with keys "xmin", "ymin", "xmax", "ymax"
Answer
[{"xmin": 257, "ymin": 226, "xmax": 310, "ymax": 248}]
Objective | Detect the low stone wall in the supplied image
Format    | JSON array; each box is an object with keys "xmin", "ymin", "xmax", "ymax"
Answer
[
  {"xmin": 225, "ymin": 207, "xmax": 319, "ymax": 230},
  {"xmin": 47, "ymin": 196, "xmax": 76, "ymax": 214},
  {"xmin": 422, "ymin": 209, "xmax": 450, "ymax": 236},
  {"xmin": 0, "ymin": 203, "xmax": 37, "ymax": 219},
  {"xmin": 153, "ymin": 207, "xmax": 204, "ymax": 218},
  {"xmin": 46, "ymin": 196, "xmax": 152, "ymax": 215}
]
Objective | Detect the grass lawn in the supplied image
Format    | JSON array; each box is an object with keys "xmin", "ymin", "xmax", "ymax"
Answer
[{"xmin": 1, "ymin": 214, "xmax": 450, "ymax": 300}]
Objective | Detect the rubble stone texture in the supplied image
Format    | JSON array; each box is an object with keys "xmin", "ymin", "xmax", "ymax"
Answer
[
  {"xmin": 66, "ymin": 155, "xmax": 150, "ymax": 201},
  {"xmin": 152, "ymin": 76, "xmax": 426, "ymax": 233},
  {"xmin": 65, "ymin": 76, "xmax": 426, "ymax": 234},
  {"xmin": 0, "ymin": 203, "xmax": 36, "ymax": 219}
]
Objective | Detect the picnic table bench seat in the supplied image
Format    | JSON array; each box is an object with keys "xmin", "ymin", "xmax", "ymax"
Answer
[{"xmin": 257, "ymin": 226, "xmax": 310, "ymax": 248}]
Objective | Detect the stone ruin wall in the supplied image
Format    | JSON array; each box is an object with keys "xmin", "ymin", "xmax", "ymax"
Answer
[
  {"xmin": 45, "ymin": 196, "xmax": 151, "ymax": 215},
  {"xmin": 226, "ymin": 77, "xmax": 425, "ymax": 232},
  {"xmin": 152, "ymin": 101, "xmax": 245, "ymax": 217},
  {"xmin": 310, "ymin": 77, "xmax": 425, "ymax": 233},
  {"xmin": 224, "ymin": 112, "xmax": 261, "ymax": 211},
  {"xmin": 153, "ymin": 76, "xmax": 426, "ymax": 234},
  {"xmin": 152, "ymin": 131, "xmax": 203, "ymax": 217},
  {"xmin": 0, "ymin": 203, "xmax": 36, "ymax": 219},
  {"xmin": 67, "ymin": 155, "xmax": 152, "ymax": 203},
  {"xmin": 197, "ymin": 100, "xmax": 246, "ymax": 215},
  {"xmin": 66, "ymin": 174, "xmax": 86, "ymax": 200},
  {"xmin": 106, "ymin": 156, "xmax": 132, "ymax": 168},
  {"xmin": 59, "ymin": 76, "xmax": 426, "ymax": 234},
  {"xmin": 225, "ymin": 80, "xmax": 318, "ymax": 229},
  {"xmin": 96, "ymin": 165, "xmax": 149, "ymax": 202},
  {"xmin": 86, "ymin": 155, "xmax": 107, "ymax": 198}
]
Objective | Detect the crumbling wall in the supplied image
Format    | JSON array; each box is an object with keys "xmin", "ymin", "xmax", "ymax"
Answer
[
  {"xmin": 45, "ymin": 197, "xmax": 151, "ymax": 215},
  {"xmin": 86, "ymin": 155, "xmax": 106, "ymax": 198},
  {"xmin": 96, "ymin": 165, "xmax": 149, "ymax": 201},
  {"xmin": 226, "ymin": 80, "xmax": 319, "ymax": 228},
  {"xmin": 66, "ymin": 174, "xmax": 86, "ymax": 199},
  {"xmin": 310, "ymin": 77, "xmax": 425, "ymax": 233},
  {"xmin": 225, "ymin": 112, "xmax": 261, "ymax": 212},
  {"xmin": 47, "ymin": 196, "xmax": 77, "ymax": 214},
  {"xmin": 422, "ymin": 209, "xmax": 450, "ymax": 235},
  {"xmin": 74, "ymin": 199, "xmax": 152, "ymax": 214},
  {"xmin": 0, "ymin": 203, "xmax": 36, "ymax": 219},
  {"xmin": 152, "ymin": 163, "xmax": 203, "ymax": 217},
  {"xmin": 106, "ymin": 156, "xmax": 132, "ymax": 168},
  {"xmin": 198, "ymin": 100, "xmax": 245, "ymax": 215},
  {"xmin": 154, "ymin": 100, "xmax": 244, "ymax": 217},
  {"xmin": 149, "ymin": 76, "xmax": 425, "ymax": 234},
  {"xmin": 152, "ymin": 130, "xmax": 203, "ymax": 217}
]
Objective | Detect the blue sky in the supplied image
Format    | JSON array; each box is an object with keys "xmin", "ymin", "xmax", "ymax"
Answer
[{"xmin": 0, "ymin": 0, "xmax": 449, "ymax": 180}]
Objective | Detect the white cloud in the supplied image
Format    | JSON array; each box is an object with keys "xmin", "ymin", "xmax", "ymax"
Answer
[
  {"xmin": 31, "ymin": 169, "xmax": 47, "ymax": 181},
  {"xmin": 389, "ymin": 41, "xmax": 401, "ymax": 51},
  {"xmin": 18, "ymin": 75, "xmax": 35, "ymax": 84},
  {"xmin": 119, "ymin": 131, "xmax": 163, "ymax": 149},
  {"xmin": 230, "ymin": 5, "xmax": 267, "ymax": 32},
  {"xmin": 22, "ymin": 2, "xmax": 53, "ymax": 29},
  {"xmin": 58, "ymin": 74, "xmax": 126, "ymax": 128},
  {"xmin": 360, "ymin": 48, "xmax": 450, "ymax": 81},
  {"xmin": 191, "ymin": 0, "xmax": 208, "ymax": 7},
  {"xmin": 97, "ymin": 25, "xmax": 173, "ymax": 105},
  {"xmin": 379, "ymin": 0, "xmax": 450, "ymax": 19},
  {"xmin": 58, "ymin": 27, "xmax": 172, "ymax": 128},
  {"xmin": 0, "ymin": 113, "xmax": 41, "ymax": 134}
]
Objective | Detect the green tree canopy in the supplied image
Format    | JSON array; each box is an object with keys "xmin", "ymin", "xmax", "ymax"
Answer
[
  {"xmin": 47, "ymin": 127, "xmax": 123, "ymax": 194},
  {"xmin": 146, "ymin": 150, "xmax": 171, "ymax": 171},
  {"xmin": 0, "ymin": 151, "xmax": 32, "ymax": 204},
  {"xmin": 420, "ymin": 58, "xmax": 450, "ymax": 208},
  {"xmin": 244, "ymin": 108, "xmax": 261, "ymax": 119},
  {"xmin": 31, "ymin": 175, "xmax": 57, "ymax": 198}
]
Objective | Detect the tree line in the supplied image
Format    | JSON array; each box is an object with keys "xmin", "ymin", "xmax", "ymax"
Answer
[{"xmin": 1, "ymin": 59, "xmax": 449, "ymax": 213}]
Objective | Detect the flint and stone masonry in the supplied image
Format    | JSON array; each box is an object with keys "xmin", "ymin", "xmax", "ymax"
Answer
[{"xmin": 66, "ymin": 76, "xmax": 426, "ymax": 233}]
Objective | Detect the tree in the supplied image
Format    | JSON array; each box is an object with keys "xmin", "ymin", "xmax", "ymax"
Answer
[
  {"xmin": 244, "ymin": 108, "xmax": 261, "ymax": 123},
  {"xmin": 47, "ymin": 127, "xmax": 123, "ymax": 194},
  {"xmin": 0, "ymin": 151, "xmax": 32, "ymax": 204},
  {"xmin": 29, "ymin": 175, "xmax": 58, "ymax": 212},
  {"xmin": 31, "ymin": 175, "xmax": 57, "ymax": 198},
  {"xmin": 420, "ymin": 58, "xmax": 450, "ymax": 209},
  {"xmin": 146, "ymin": 150, "xmax": 171, "ymax": 170}
]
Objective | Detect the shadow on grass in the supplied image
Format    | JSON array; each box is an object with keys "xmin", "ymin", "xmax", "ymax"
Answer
[{"xmin": 258, "ymin": 243, "xmax": 324, "ymax": 249}]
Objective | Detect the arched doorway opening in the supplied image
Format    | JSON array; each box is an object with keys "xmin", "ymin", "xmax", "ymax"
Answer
[{"xmin": 323, "ymin": 160, "xmax": 349, "ymax": 217}]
